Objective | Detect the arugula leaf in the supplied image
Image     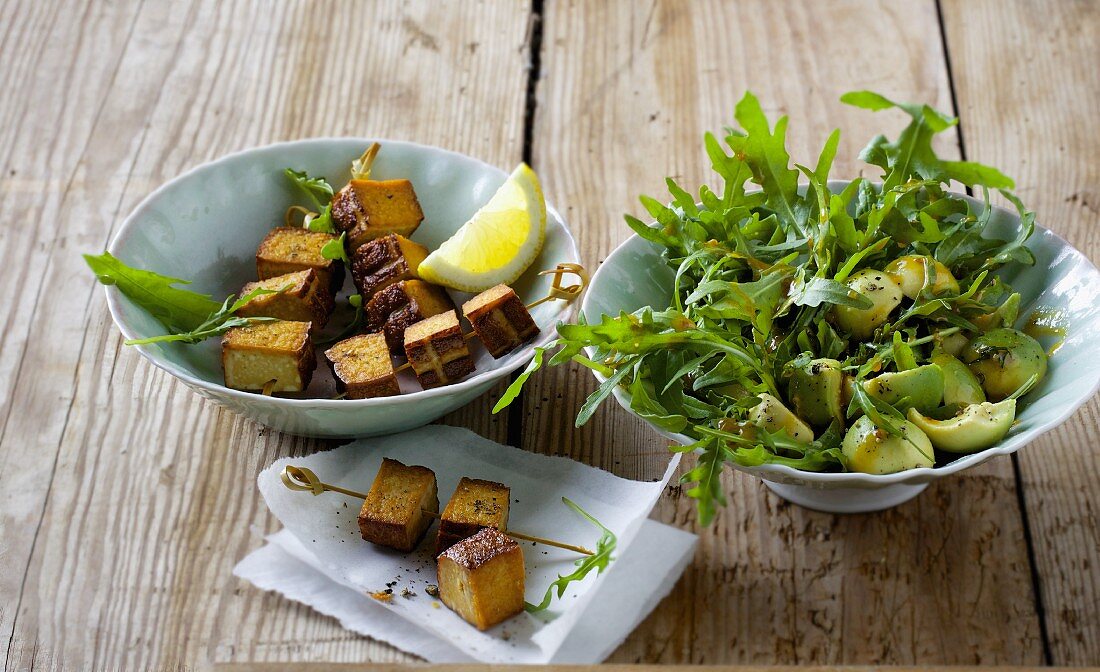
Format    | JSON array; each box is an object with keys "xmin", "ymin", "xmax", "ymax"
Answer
[
  {"xmin": 321, "ymin": 232, "xmax": 350, "ymax": 264},
  {"xmin": 526, "ymin": 498, "xmax": 617, "ymax": 613},
  {"xmin": 285, "ymin": 168, "xmax": 334, "ymax": 210},
  {"xmin": 85, "ymin": 252, "xmax": 222, "ymax": 332},
  {"xmin": 123, "ymin": 287, "xmax": 280, "ymax": 345}
]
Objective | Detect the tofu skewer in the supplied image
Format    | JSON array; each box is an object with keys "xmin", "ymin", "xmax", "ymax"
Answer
[
  {"xmin": 393, "ymin": 263, "xmax": 589, "ymax": 376},
  {"xmin": 281, "ymin": 464, "xmax": 594, "ymax": 556}
]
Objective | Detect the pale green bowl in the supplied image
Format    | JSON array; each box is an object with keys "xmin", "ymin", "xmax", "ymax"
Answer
[
  {"xmin": 105, "ymin": 139, "xmax": 579, "ymax": 438},
  {"xmin": 582, "ymin": 182, "xmax": 1100, "ymax": 512}
]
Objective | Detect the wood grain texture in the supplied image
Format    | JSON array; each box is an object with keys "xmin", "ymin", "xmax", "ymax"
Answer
[
  {"xmin": 0, "ymin": 0, "xmax": 531, "ymax": 669},
  {"xmin": 524, "ymin": 0, "xmax": 1041, "ymax": 664},
  {"xmin": 943, "ymin": 0, "xmax": 1100, "ymax": 664}
]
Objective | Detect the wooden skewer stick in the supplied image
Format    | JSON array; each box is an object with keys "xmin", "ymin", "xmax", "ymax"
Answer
[
  {"xmin": 281, "ymin": 464, "xmax": 594, "ymax": 556},
  {"xmin": 393, "ymin": 263, "xmax": 589, "ymax": 373}
]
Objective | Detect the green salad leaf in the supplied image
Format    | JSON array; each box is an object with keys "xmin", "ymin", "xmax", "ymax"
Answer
[
  {"xmin": 84, "ymin": 252, "xmax": 222, "ymax": 332},
  {"xmin": 526, "ymin": 497, "xmax": 617, "ymax": 613},
  {"xmin": 84, "ymin": 252, "xmax": 282, "ymax": 345}
]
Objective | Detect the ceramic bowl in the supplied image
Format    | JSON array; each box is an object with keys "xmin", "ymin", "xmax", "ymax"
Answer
[
  {"xmin": 582, "ymin": 182, "xmax": 1100, "ymax": 513},
  {"xmin": 105, "ymin": 138, "xmax": 580, "ymax": 438}
]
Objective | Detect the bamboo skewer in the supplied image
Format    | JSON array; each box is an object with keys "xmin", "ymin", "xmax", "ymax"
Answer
[
  {"xmin": 281, "ymin": 464, "xmax": 594, "ymax": 556},
  {"xmin": 393, "ymin": 263, "xmax": 588, "ymax": 373}
]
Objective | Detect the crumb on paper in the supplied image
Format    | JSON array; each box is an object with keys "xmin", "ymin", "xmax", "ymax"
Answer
[
  {"xmin": 401, "ymin": 586, "xmax": 416, "ymax": 598},
  {"xmin": 369, "ymin": 587, "xmax": 395, "ymax": 603},
  {"xmin": 425, "ymin": 584, "xmax": 440, "ymax": 597},
  {"xmin": 431, "ymin": 601, "xmax": 441, "ymax": 609}
]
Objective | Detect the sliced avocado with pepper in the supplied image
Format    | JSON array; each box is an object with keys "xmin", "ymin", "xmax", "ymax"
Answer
[
  {"xmin": 961, "ymin": 328, "xmax": 1048, "ymax": 401},
  {"xmin": 862, "ymin": 364, "xmax": 945, "ymax": 415},
  {"xmin": 748, "ymin": 393, "xmax": 814, "ymax": 444},
  {"xmin": 787, "ymin": 358, "xmax": 846, "ymax": 430},
  {"xmin": 930, "ymin": 347, "xmax": 986, "ymax": 406},
  {"xmin": 841, "ymin": 415, "xmax": 935, "ymax": 474},
  {"xmin": 906, "ymin": 399, "xmax": 1015, "ymax": 453}
]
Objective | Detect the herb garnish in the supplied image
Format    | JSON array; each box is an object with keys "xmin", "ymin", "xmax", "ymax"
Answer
[
  {"xmin": 526, "ymin": 497, "xmax": 616, "ymax": 613},
  {"xmin": 84, "ymin": 251, "xmax": 282, "ymax": 345}
]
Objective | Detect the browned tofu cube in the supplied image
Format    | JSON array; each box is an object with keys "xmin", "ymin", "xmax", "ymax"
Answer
[
  {"xmin": 437, "ymin": 528, "xmax": 525, "ymax": 631},
  {"xmin": 235, "ymin": 269, "xmax": 334, "ymax": 330},
  {"xmin": 462, "ymin": 284, "xmax": 540, "ymax": 359},
  {"xmin": 350, "ymin": 233, "xmax": 430, "ymax": 298},
  {"xmin": 331, "ymin": 179, "xmax": 424, "ymax": 251},
  {"xmin": 221, "ymin": 320, "xmax": 315, "ymax": 392},
  {"xmin": 436, "ymin": 477, "xmax": 510, "ymax": 554},
  {"xmin": 365, "ymin": 279, "xmax": 455, "ymax": 352},
  {"xmin": 324, "ymin": 333, "xmax": 400, "ymax": 399},
  {"xmin": 358, "ymin": 458, "xmax": 439, "ymax": 552},
  {"xmin": 256, "ymin": 226, "xmax": 345, "ymax": 295},
  {"xmin": 403, "ymin": 311, "xmax": 475, "ymax": 390}
]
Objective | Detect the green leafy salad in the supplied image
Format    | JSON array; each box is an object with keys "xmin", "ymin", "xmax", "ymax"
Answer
[{"xmin": 496, "ymin": 91, "xmax": 1051, "ymax": 524}]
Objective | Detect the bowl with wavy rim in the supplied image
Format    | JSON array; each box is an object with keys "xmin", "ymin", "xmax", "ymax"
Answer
[
  {"xmin": 104, "ymin": 138, "xmax": 580, "ymax": 438},
  {"xmin": 581, "ymin": 181, "xmax": 1100, "ymax": 513}
]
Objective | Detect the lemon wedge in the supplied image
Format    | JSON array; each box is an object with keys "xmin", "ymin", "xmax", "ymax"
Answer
[{"xmin": 418, "ymin": 163, "xmax": 546, "ymax": 292}]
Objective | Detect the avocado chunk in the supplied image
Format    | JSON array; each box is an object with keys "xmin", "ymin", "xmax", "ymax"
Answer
[
  {"xmin": 961, "ymin": 328, "xmax": 1048, "ymax": 401},
  {"xmin": 862, "ymin": 364, "xmax": 945, "ymax": 415},
  {"xmin": 906, "ymin": 399, "xmax": 1015, "ymax": 453},
  {"xmin": 841, "ymin": 415, "xmax": 935, "ymax": 474},
  {"xmin": 884, "ymin": 254, "xmax": 960, "ymax": 298},
  {"xmin": 930, "ymin": 348, "xmax": 986, "ymax": 406},
  {"xmin": 748, "ymin": 393, "xmax": 814, "ymax": 444},
  {"xmin": 787, "ymin": 358, "xmax": 846, "ymax": 430},
  {"xmin": 831, "ymin": 269, "xmax": 904, "ymax": 340}
]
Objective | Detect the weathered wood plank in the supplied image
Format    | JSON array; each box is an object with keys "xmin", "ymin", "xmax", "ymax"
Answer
[
  {"xmin": 943, "ymin": 0, "xmax": 1100, "ymax": 664},
  {"xmin": 1, "ymin": 0, "xmax": 531, "ymax": 669},
  {"xmin": 524, "ymin": 0, "xmax": 1042, "ymax": 664}
]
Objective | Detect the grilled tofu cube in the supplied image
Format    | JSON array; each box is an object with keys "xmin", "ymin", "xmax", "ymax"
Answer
[
  {"xmin": 365, "ymin": 279, "xmax": 455, "ymax": 352},
  {"xmin": 350, "ymin": 233, "xmax": 430, "ymax": 298},
  {"xmin": 256, "ymin": 226, "xmax": 345, "ymax": 295},
  {"xmin": 324, "ymin": 333, "xmax": 400, "ymax": 399},
  {"xmin": 437, "ymin": 528, "xmax": 525, "ymax": 631},
  {"xmin": 235, "ymin": 269, "xmax": 333, "ymax": 330},
  {"xmin": 358, "ymin": 458, "xmax": 439, "ymax": 552},
  {"xmin": 403, "ymin": 311, "xmax": 475, "ymax": 390},
  {"xmin": 462, "ymin": 284, "xmax": 539, "ymax": 358},
  {"xmin": 221, "ymin": 320, "xmax": 315, "ymax": 392},
  {"xmin": 331, "ymin": 179, "xmax": 424, "ymax": 251},
  {"xmin": 436, "ymin": 477, "xmax": 510, "ymax": 554}
]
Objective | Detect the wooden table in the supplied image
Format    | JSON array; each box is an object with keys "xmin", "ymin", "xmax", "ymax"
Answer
[{"xmin": 2, "ymin": 0, "xmax": 1097, "ymax": 668}]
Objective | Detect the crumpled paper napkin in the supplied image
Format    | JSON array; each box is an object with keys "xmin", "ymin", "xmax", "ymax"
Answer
[{"xmin": 234, "ymin": 426, "xmax": 697, "ymax": 663}]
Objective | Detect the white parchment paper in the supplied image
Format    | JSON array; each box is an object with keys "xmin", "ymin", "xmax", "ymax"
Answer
[{"xmin": 249, "ymin": 426, "xmax": 688, "ymax": 663}]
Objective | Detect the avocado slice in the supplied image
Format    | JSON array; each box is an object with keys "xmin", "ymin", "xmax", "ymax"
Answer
[
  {"xmin": 962, "ymin": 328, "xmax": 1048, "ymax": 401},
  {"xmin": 862, "ymin": 364, "xmax": 945, "ymax": 415},
  {"xmin": 748, "ymin": 393, "xmax": 814, "ymax": 444},
  {"xmin": 841, "ymin": 415, "xmax": 935, "ymax": 474},
  {"xmin": 906, "ymin": 399, "xmax": 1016, "ymax": 453},
  {"xmin": 787, "ymin": 358, "xmax": 846, "ymax": 430},
  {"xmin": 930, "ymin": 348, "xmax": 986, "ymax": 406}
]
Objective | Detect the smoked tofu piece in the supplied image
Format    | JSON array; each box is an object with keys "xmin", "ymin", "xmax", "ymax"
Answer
[
  {"xmin": 324, "ymin": 333, "xmax": 400, "ymax": 399},
  {"xmin": 256, "ymin": 226, "xmax": 345, "ymax": 295},
  {"xmin": 437, "ymin": 528, "xmax": 525, "ymax": 631},
  {"xmin": 236, "ymin": 269, "xmax": 333, "ymax": 330},
  {"xmin": 221, "ymin": 320, "xmax": 315, "ymax": 392},
  {"xmin": 331, "ymin": 179, "xmax": 424, "ymax": 251},
  {"xmin": 350, "ymin": 233, "xmax": 430, "ymax": 298},
  {"xmin": 462, "ymin": 284, "xmax": 539, "ymax": 358},
  {"xmin": 358, "ymin": 458, "xmax": 439, "ymax": 552},
  {"xmin": 365, "ymin": 279, "xmax": 455, "ymax": 352},
  {"xmin": 403, "ymin": 311, "xmax": 475, "ymax": 390},
  {"xmin": 436, "ymin": 477, "xmax": 510, "ymax": 554}
]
